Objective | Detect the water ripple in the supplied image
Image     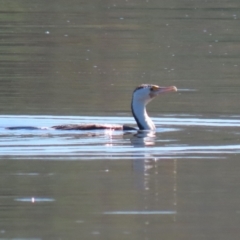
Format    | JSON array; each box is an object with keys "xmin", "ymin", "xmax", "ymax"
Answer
[{"xmin": 1, "ymin": 115, "xmax": 240, "ymax": 160}]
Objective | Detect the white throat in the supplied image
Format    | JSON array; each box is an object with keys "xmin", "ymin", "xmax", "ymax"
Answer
[{"xmin": 131, "ymin": 97, "xmax": 155, "ymax": 131}]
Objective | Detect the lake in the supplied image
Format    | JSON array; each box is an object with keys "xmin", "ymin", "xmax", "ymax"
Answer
[{"xmin": 1, "ymin": 0, "xmax": 240, "ymax": 239}]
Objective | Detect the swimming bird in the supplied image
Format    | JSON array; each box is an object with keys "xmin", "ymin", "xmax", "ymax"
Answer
[{"xmin": 6, "ymin": 84, "xmax": 177, "ymax": 131}]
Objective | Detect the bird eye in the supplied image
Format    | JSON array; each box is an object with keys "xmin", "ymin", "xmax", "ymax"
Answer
[{"xmin": 150, "ymin": 85, "xmax": 159, "ymax": 91}]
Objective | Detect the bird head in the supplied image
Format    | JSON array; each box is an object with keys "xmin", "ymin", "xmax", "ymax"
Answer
[{"xmin": 132, "ymin": 84, "xmax": 177, "ymax": 105}]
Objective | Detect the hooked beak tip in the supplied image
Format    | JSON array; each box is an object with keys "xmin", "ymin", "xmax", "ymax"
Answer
[{"xmin": 158, "ymin": 86, "xmax": 177, "ymax": 94}]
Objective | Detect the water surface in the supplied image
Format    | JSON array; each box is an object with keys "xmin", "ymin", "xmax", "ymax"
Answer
[
  {"xmin": 1, "ymin": 0, "xmax": 240, "ymax": 239},
  {"xmin": 1, "ymin": 115, "xmax": 240, "ymax": 159}
]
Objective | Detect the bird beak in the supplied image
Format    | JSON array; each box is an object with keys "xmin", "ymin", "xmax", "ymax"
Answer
[
  {"xmin": 158, "ymin": 86, "xmax": 177, "ymax": 93},
  {"xmin": 150, "ymin": 86, "xmax": 177, "ymax": 97}
]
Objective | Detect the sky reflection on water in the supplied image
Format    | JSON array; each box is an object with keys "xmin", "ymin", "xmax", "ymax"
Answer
[{"xmin": 1, "ymin": 115, "xmax": 240, "ymax": 160}]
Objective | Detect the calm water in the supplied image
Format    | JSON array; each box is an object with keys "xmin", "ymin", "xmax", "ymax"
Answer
[{"xmin": 1, "ymin": 0, "xmax": 240, "ymax": 239}]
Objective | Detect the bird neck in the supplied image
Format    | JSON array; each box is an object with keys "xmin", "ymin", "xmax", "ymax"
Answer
[{"xmin": 131, "ymin": 98, "xmax": 155, "ymax": 131}]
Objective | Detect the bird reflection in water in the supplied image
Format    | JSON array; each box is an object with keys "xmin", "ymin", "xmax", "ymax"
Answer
[{"xmin": 132, "ymin": 130, "xmax": 157, "ymax": 146}]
